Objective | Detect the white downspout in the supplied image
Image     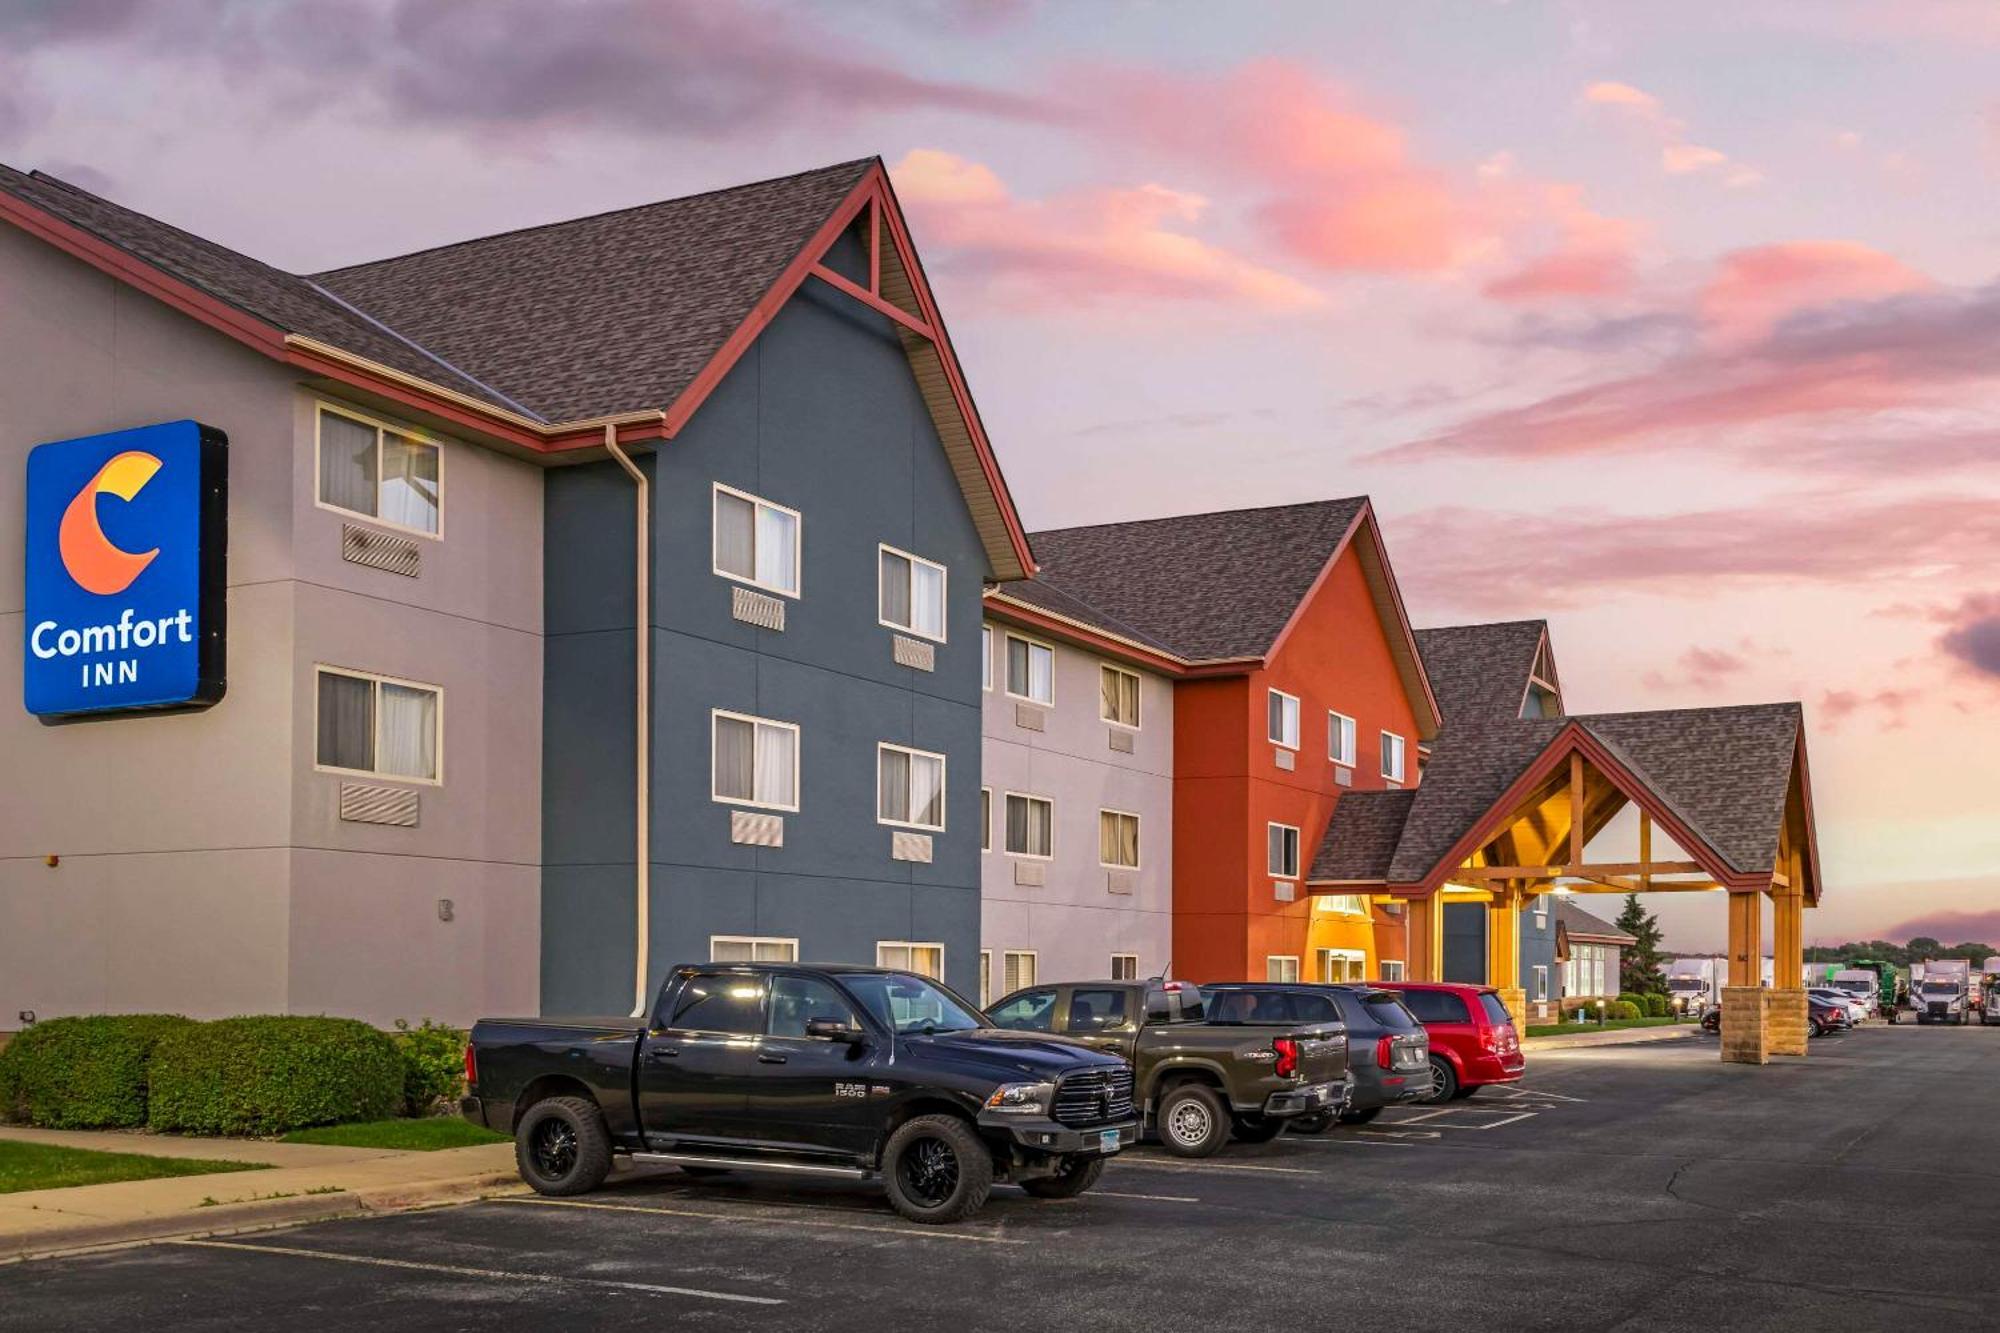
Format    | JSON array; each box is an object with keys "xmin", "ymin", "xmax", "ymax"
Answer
[{"xmin": 603, "ymin": 425, "xmax": 651, "ymax": 1017}]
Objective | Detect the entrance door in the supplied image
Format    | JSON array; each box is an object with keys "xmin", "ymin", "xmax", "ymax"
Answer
[{"xmin": 639, "ymin": 970, "xmax": 766, "ymax": 1146}]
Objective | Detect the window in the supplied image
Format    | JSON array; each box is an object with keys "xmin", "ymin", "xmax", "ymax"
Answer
[
  {"xmin": 1099, "ymin": 809, "xmax": 1141, "ymax": 869},
  {"xmin": 1267, "ymin": 822, "xmax": 1301, "ymax": 879},
  {"xmin": 1533, "ymin": 893, "xmax": 1549, "ymax": 928},
  {"xmin": 317, "ymin": 405, "xmax": 441, "ymax": 536},
  {"xmin": 767, "ymin": 974, "xmax": 861, "ymax": 1037},
  {"xmin": 1381, "ymin": 730, "xmax": 1407, "ymax": 783},
  {"xmin": 1003, "ymin": 951, "xmax": 1037, "ymax": 993},
  {"xmin": 315, "ymin": 667, "xmax": 441, "ymax": 783},
  {"xmin": 668, "ymin": 972, "xmax": 767, "ymax": 1034},
  {"xmin": 879, "ymin": 545, "xmax": 947, "ymax": 641},
  {"xmin": 1005, "ymin": 793, "xmax": 1054, "ymax": 858},
  {"xmin": 1067, "ymin": 988, "xmax": 1129, "ymax": 1032},
  {"xmin": 876, "ymin": 941, "xmax": 944, "ymax": 979},
  {"xmin": 712, "ymin": 711, "xmax": 799, "ymax": 811},
  {"xmin": 982, "ymin": 625, "xmax": 993, "ymax": 690},
  {"xmin": 1266, "ymin": 955, "xmax": 1301, "ymax": 983},
  {"xmin": 980, "ymin": 950, "xmax": 992, "ymax": 1005},
  {"xmin": 709, "ymin": 936, "xmax": 797, "ymax": 963},
  {"xmin": 1005, "ymin": 633, "xmax": 1054, "ymax": 705},
  {"xmin": 1329, "ymin": 711, "xmax": 1356, "ymax": 767},
  {"xmin": 1100, "ymin": 665, "xmax": 1140, "ymax": 727},
  {"xmin": 712, "ymin": 484, "xmax": 800, "ymax": 597},
  {"xmin": 1402, "ymin": 990, "xmax": 1471, "ymax": 1023},
  {"xmin": 1317, "ymin": 948, "xmax": 1365, "ymax": 983},
  {"xmin": 1533, "ymin": 965, "xmax": 1549, "ymax": 1002},
  {"xmin": 1314, "ymin": 893, "xmax": 1366, "ymax": 916},
  {"xmin": 1379, "ymin": 960, "xmax": 1406, "ymax": 982},
  {"xmin": 988, "ymin": 989, "xmax": 1057, "ymax": 1030},
  {"xmin": 876, "ymin": 743, "xmax": 945, "ymax": 831},
  {"xmin": 980, "ymin": 788, "xmax": 992, "ymax": 852},
  {"xmin": 1268, "ymin": 689, "xmax": 1300, "ymax": 749},
  {"xmin": 1110, "ymin": 953, "xmax": 1139, "ymax": 981}
]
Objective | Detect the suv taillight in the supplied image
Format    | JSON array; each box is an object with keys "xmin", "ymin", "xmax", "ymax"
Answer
[
  {"xmin": 1375, "ymin": 1035, "xmax": 1396, "ymax": 1069},
  {"xmin": 463, "ymin": 1043, "xmax": 477, "ymax": 1090},
  {"xmin": 1272, "ymin": 1036, "xmax": 1299, "ymax": 1078}
]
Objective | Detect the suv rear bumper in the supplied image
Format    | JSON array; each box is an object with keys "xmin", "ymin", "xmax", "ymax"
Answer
[
  {"xmin": 1261, "ymin": 1080, "xmax": 1346, "ymax": 1118},
  {"xmin": 979, "ymin": 1112, "xmax": 1140, "ymax": 1156}
]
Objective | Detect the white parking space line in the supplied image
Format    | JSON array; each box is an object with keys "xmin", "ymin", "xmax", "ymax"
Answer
[
  {"xmin": 1093, "ymin": 1190, "xmax": 1201, "ymax": 1203},
  {"xmin": 1280, "ymin": 1135, "xmax": 1417, "ymax": 1148},
  {"xmin": 1376, "ymin": 1108, "xmax": 1539, "ymax": 1132},
  {"xmin": 492, "ymin": 1195, "xmax": 1027, "ymax": 1245},
  {"xmin": 169, "ymin": 1239, "xmax": 782, "ymax": 1305},
  {"xmin": 1111, "ymin": 1158, "xmax": 1318, "ymax": 1176}
]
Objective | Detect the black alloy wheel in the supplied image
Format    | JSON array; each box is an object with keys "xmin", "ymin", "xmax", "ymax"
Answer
[{"xmin": 881, "ymin": 1114, "xmax": 993, "ymax": 1224}]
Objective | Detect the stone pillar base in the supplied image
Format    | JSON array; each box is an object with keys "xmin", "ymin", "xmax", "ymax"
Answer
[
  {"xmin": 1721, "ymin": 987, "xmax": 1807, "ymax": 1064},
  {"xmin": 1495, "ymin": 986, "xmax": 1528, "ymax": 1033}
]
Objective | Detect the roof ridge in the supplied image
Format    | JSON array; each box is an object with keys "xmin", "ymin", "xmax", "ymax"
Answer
[
  {"xmin": 311, "ymin": 156, "xmax": 879, "ymax": 279},
  {"xmin": 1030, "ymin": 495, "xmax": 1368, "ymax": 542},
  {"xmin": 1577, "ymin": 700, "xmax": 1803, "ymax": 724},
  {"xmin": 1003, "ymin": 578, "xmax": 1181, "ymax": 657},
  {"xmin": 15, "ymin": 165, "xmax": 303, "ymax": 289},
  {"xmin": 1416, "ymin": 618, "xmax": 1547, "ymax": 634}
]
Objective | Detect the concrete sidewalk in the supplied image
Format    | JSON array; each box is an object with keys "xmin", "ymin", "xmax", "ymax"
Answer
[
  {"xmin": 1524, "ymin": 1024, "xmax": 1700, "ymax": 1051},
  {"xmin": 0, "ymin": 1126, "xmax": 522, "ymax": 1260}
]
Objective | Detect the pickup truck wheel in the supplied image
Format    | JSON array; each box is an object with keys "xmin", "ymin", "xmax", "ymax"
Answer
[
  {"xmin": 882, "ymin": 1115, "xmax": 992, "ymax": 1224},
  {"xmin": 1019, "ymin": 1156, "xmax": 1105, "ymax": 1199},
  {"xmin": 1229, "ymin": 1114, "xmax": 1285, "ymax": 1144},
  {"xmin": 1156, "ymin": 1084, "xmax": 1228, "ymax": 1157},
  {"xmin": 1336, "ymin": 1106, "xmax": 1382, "ymax": 1126},
  {"xmin": 1423, "ymin": 1057, "xmax": 1458, "ymax": 1104},
  {"xmin": 515, "ymin": 1096, "xmax": 611, "ymax": 1196}
]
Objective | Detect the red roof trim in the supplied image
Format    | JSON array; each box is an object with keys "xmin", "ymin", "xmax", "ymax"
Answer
[{"xmin": 982, "ymin": 593, "xmax": 1188, "ymax": 676}]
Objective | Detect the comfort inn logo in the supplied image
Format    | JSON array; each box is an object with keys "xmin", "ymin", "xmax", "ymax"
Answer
[{"xmin": 23, "ymin": 420, "xmax": 228, "ymax": 719}]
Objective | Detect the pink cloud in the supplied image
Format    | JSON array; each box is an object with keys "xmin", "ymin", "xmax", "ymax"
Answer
[
  {"xmin": 1937, "ymin": 592, "xmax": 2000, "ymax": 681},
  {"xmin": 1583, "ymin": 79, "xmax": 1761, "ymax": 186},
  {"xmin": 1640, "ymin": 645, "xmax": 1753, "ymax": 693},
  {"xmin": 1818, "ymin": 687, "xmax": 1918, "ymax": 732},
  {"xmin": 892, "ymin": 149, "xmax": 1322, "ymax": 311},
  {"xmin": 1698, "ymin": 241, "xmax": 1932, "ymax": 345},
  {"xmin": 1883, "ymin": 909, "xmax": 2000, "ymax": 947}
]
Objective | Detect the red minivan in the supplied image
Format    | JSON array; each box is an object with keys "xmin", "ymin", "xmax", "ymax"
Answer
[{"xmin": 1375, "ymin": 982, "xmax": 1524, "ymax": 1102}]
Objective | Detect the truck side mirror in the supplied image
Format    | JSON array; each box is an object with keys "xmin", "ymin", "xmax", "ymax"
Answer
[{"xmin": 806, "ymin": 1017, "xmax": 865, "ymax": 1044}]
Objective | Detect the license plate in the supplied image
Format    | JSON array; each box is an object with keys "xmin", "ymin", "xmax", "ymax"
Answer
[{"xmin": 1099, "ymin": 1129, "xmax": 1123, "ymax": 1153}]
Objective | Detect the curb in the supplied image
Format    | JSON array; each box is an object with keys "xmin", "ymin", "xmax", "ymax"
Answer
[
  {"xmin": 1524, "ymin": 1027, "xmax": 1699, "ymax": 1051},
  {"xmin": 1, "ymin": 1170, "xmax": 526, "ymax": 1264}
]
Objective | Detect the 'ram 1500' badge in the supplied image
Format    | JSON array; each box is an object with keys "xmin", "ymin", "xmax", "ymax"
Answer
[{"xmin": 834, "ymin": 1082, "xmax": 867, "ymax": 1099}]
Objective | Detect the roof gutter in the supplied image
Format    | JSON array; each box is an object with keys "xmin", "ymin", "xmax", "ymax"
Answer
[{"xmin": 600, "ymin": 424, "xmax": 653, "ymax": 1018}]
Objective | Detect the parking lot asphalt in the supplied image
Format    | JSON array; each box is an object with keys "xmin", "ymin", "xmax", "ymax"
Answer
[{"xmin": 4, "ymin": 1024, "xmax": 1996, "ymax": 1333}]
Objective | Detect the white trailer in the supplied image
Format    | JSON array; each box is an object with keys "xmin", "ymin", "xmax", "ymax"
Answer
[
  {"xmin": 1916, "ymin": 960, "xmax": 1971, "ymax": 1025},
  {"xmin": 1665, "ymin": 957, "xmax": 1725, "ymax": 1016}
]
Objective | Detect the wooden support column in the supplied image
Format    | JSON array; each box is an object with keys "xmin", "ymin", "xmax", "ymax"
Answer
[
  {"xmin": 1568, "ymin": 753, "xmax": 1585, "ymax": 864},
  {"xmin": 1406, "ymin": 895, "xmax": 1444, "ymax": 982},
  {"xmin": 1722, "ymin": 888, "xmax": 1772, "ymax": 1064},
  {"xmin": 1486, "ymin": 885, "xmax": 1527, "ymax": 1030},
  {"xmin": 1767, "ymin": 880, "xmax": 1808, "ymax": 1057},
  {"xmin": 1638, "ymin": 812, "xmax": 1652, "ymax": 892},
  {"xmin": 1727, "ymin": 890, "xmax": 1762, "ymax": 988}
]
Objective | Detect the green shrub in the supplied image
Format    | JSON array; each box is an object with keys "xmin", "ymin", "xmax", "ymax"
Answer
[
  {"xmin": 1609, "ymin": 1000, "xmax": 1643, "ymax": 1020},
  {"xmin": 149, "ymin": 1017, "xmax": 403, "ymax": 1136},
  {"xmin": 392, "ymin": 1019, "xmax": 467, "ymax": 1116},
  {"xmin": 1616, "ymin": 992, "xmax": 1647, "ymax": 1013},
  {"xmin": 0, "ymin": 1015, "xmax": 195, "ymax": 1129},
  {"xmin": 1561, "ymin": 999, "xmax": 1600, "ymax": 1021},
  {"xmin": 1642, "ymin": 993, "xmax": 1670, "ymax": 1017}
]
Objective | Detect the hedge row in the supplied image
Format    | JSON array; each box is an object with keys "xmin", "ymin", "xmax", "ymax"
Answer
[{"xmin": 0, "ymin": 1014, "xmax": 466, "ymax": 1136}]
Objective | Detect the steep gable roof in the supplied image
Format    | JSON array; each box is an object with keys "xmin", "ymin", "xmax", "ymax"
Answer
[
  {"xmin": 1310, "ymin": 790, "xmax": 1419, "ymax": 882},
  {"xmin": 1556, "ymin": 898, "xmax": 1636, "ymax": 945},
  {"xmin": 311, "ymin": 160, "xmax": 874, "ymax": 423},
  {"xmin": 1416, "ymin": 620, "xmax": 1552, "ymax": 724}
]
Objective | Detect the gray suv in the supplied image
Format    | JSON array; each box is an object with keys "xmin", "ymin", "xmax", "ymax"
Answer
[{"xmin": 1203, "ymin": 983, "xmax": 1430, "ymax": 1128}]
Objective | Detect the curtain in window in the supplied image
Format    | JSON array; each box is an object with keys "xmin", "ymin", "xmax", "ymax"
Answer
[
  {"xmin": 378, "ymin": 682, "xmax": 438, "ymax": 779},
  {"xmin": 1007, "ymin": 795, "xmax": 1050, "ymax": 855},
  {"xmin": 1267, "ymin": 824, "xmax": 1287, "ymax": 876},
  {"xmin": 1268, "ymin": 692, "xmax": 1285, "ymax": 743},
  {"xmin": 879, "ymin": 747, "xmax": 911, "ymax": 823},
  {"xmin": 753, "ymin": 940, "xmax": 794, "ymax": 962},
  {"xmin": 755, "ymin": 505, "xmax": 797, "ymax": 593},
  {"xmin": 715, "ymin": 716, "xmax": 755, "ymax": 802},
  {"xmin": 753, "ymin": 723, "xmax": 795, "ymax": 806},
  {"xmin": 317, "ymin": 672, "xmax": 374, "ymax": 771},
  {"xmin": 910, "ymin": 560, "xmax": 944, "ymax": 638},
  {"xmin": 1028, "ymin": 799, "xmax": 1051, "ymax": 855},
  {"xmin": 879, "ymin": 550, "xmax": 911, "ymax": 627},
  {"xmin": 715, "ymin": 492, "xmax": 756, "ymax": 580},
  {"xmin": 1100, "ymin": 812, "xmax": 1138, "ymax": 867},
  {"xmin": 711, "ymin": 939, "xmax": 753, "ymax": 962},
  {"xmin": 379, "ymin": 432, "xmax": 439, "ymax": 533},
  {"xmin": 1004, "ymin": 953, "xmax": 1034, "ymax": 992},
  {"xmin": 1027, "ymin": 643, "xmax": 1052, "ymax": 703},
  {"xmin": 320, "ymin": 414, "xmax": 379, "ymax": 517},
  {"xmin": 911, "ymin": 946, "xmax": 942, "ymax": 979},
  {"xmin": 909, "ymin": 752, "xmax": 943, "ymax": 829}
]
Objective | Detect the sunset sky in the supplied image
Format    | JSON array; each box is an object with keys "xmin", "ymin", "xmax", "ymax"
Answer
[{"xmin": 4, "ymin": 1, "xmax": 1994, "ymax": 948}]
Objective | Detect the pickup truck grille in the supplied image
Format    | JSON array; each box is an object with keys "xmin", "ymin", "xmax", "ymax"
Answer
[{"xmin": 1052, "ymin": 1067, "xmax": 1135, "ymax": 1127}]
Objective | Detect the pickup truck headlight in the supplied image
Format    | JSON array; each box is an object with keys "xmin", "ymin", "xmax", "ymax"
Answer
[{"xmin": 984, "ymin": 1081, "xmax": 1055, "ymax": 1115}]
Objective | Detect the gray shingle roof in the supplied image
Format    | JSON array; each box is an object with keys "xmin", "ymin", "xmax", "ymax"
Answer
[
  {"xmin": 1383, "ymin": 717, "xmax": 1568, "ymax": 883},
  {"xmin": 1557, "ymin": 898, "xmax": 1636, "ymax": 945},
  {"xmin": 999, "ymin": 498, "xmax": 1369, "ymax": 662},
  {"xmin": 0, "ymin": 158, "xmax": 877, "ymax": 424},
  {"xmin": 1309, "ymin": 790, "xmax": 1418, "ymax": 881},
  {"xmin": 1415, "ymin": 620, "xmax": 1549, "ymax": 724},
  {"xmin": 312, "ymin": 159, "xmax": 874, "ymax": 422},
  {"xmin": 0, "ymin": 164, "xmax": 516, "ymax": 411}
]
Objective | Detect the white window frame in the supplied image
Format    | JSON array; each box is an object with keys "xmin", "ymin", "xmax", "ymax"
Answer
[
  {"xmin": 710, "ymin": 709, "xmax": 801, "ymax": 813},
  {"xmin": 1317, "ymin": 947, "xmax": 1366, "ymax": 983},
  {"xmin": 1533, "ymin": 964, "xmax": 1550, "ymax": 1002},
  {"xmin": 1099, "ymin": 663, "xmax": 1141, "ymax": 729},
  {"xmin": 982, "ymin": 624, "xmax": 994, "ymax": 691},
  {"xmin": 1382, "ymin": 730, "xmax": 1408, "ymax": 784},
  {"xmin": 1380, "ymin": 960, "xmax": 1406, "ymax": 981},
  {"xmin": 876, "ymin": 941, "xmax": 945, "ymax": 979},
  {"xmin": 1004, "ymin": 791, "xmax": 1056, "ymax": 860},
  {"xmin": 1267, "ymin": 821, "xmax": 1301, "ymax": 879},
  {"xmin": 1002, "ymin": 950, "xmax": 1038, "ymax": 994},
  {"xmin": 710, "ymin": 482, "xmax": 802, "ymax": 598},
  {"xmin": 980, "ymin": 949, "xmax": 993, "ymax": 1005},
  {"xmin": 1266, "ymin": 955, "xmax": 1301, "ymax": 983},
  {"xmin": 1003, "ymin": 631, "xmax": 1056, "ymax": 706},
  {"xmin": 1533, "ymin": 893, "xmax": 1549, "ymax": 928},
  {"xmin": 1268, "ymin": 688, "xmax": 1301, "ymax": 750},
  {"xmin": 312, "ymin": 664, "xmax": 444, "ymax": 785},
  {"xmin": 314, "ymin": 402, "xmax": 445, "ymax": 539},
  {"xmin": 875, "ymin": 742, "xmax": 947, "ymax": 832},
  {"xmin": 1110, "ymin": 953, "xmax": 1139, "ymax": 981},
  {"xmin": 1098, "ymin": 808, "xmax": 1142, "ymax": 870},
  {"xmin": 709, "ymin": 935, "xmax": 799, "ymax": 963},
  {"xmin": 878, "ymin": 543, "xmax": 949, "ymax": 643},
  {"xmin": 980, "ymin": 787, "xmax": 992, "ymax": 852},
  {"xmin": 1328, "ymin": 710, "xmax": 1357, "ymax": 767}
]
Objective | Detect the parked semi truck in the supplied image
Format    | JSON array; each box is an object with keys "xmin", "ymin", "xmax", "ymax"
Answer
[
  {"xmin": 1666, "ymin": 958, "xmax": 1726, "ymax": 1016},
  {"xmin": 1915, "ymin": 960, "xmax": 1972, "ymax": 1025},
  {"xmin": 1833, "ymin": 960, "xmax": 1899, "ymax": 1024},
  {"xmin": 1982, "ymin": 960, "xmax": 2000, "ymax": 1026}
]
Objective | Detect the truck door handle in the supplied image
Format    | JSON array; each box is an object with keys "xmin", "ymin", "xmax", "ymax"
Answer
[
  {"xmin": 758, "ymin": 1052, "xmax": 788, "ymax": 1064},
  {"xmin": 648, "ymin": 1047, "xmax": 679, "ymax": 1060}
]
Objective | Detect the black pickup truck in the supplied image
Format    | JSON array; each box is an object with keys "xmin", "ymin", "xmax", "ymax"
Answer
[{"xmin": 463, "ymin": 963, "xmax": 1138, "ymax": 1223}]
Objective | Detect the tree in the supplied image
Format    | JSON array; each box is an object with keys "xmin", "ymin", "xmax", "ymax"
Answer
[{"xmin": 1616, "ymin": 893, "xmax": 1667, "ymax": 995}]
